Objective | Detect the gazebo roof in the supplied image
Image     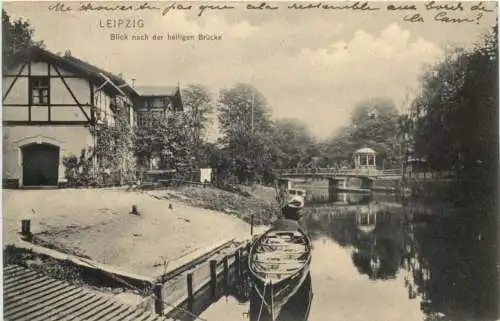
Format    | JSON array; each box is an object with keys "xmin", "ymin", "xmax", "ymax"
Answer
[{"xmin": 354, "ymin": 147, "xmax": 376, "ymax": 154}]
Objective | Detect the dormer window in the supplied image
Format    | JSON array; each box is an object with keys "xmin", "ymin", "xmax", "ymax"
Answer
[{"xmin": 30, "ymin": 76, "xmax": 49, "ymax": 105}]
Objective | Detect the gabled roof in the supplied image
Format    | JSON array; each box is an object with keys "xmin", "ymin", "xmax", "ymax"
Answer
[
  {"xmin": 134, "ymin": 85, "xmax": 184, "ymax": 111},
  {"xmin": 64, "ymin": 55, "xmax": 136, "ymax": 97},
  {"xmin": 134, "ymin": 86, "xmax": 179, "ymax": 97},
  {"xmin": 8, "ymin": 46, "xmax": 184, "ymax": 110},
  {"xmin": 14, "ymin": 46, "xmax": 134, "ymax": 97}
]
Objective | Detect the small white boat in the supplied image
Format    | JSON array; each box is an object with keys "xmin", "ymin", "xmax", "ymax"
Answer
[{"xmin": 284, "ymin": 188, "xmax": 306, "ymax": 210}]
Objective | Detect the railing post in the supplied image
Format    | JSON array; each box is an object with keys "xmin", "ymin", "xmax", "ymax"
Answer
[
  {"xmin": 210, "ymin": 260, "xmax": 217, "ymax": 299},
  {"xmin": 223, "ymin": 256, "xmax": 229, "ymax": 286},
  {"xmin": 235, "ymin": 249, "xmax": 241, "ymax": 277},
  {"xmin": 187, "ymin": 272, "xmax": 194, "ymax": 302},
  {"xmin": 153, "ymin": 283, "xmax": 164, "ymax": 315}
]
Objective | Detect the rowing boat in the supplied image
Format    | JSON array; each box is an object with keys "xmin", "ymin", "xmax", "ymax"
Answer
[
  {"xmin": 249, "ymin": 271, "xmax": 313, "ymax": 321},
  {"xmin": 248, "ymin": 219, "xmax": 312, "ymax": 320}
]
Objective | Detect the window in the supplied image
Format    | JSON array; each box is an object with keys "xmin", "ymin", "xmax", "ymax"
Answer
[
  {"xmin": 137, "ymin": 111, "xmax": 149, "ymax": 128},
  {"xmin": 30, "ymin": 76, "xmax": 49, "ymax": 105}
]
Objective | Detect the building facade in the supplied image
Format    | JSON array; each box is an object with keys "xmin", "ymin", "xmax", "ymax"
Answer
[
  {"xmin": 2, "ymin": 46, "xmax": 182, "ymax": 187},
  {"xmin": 133, "ymin": 86, "xmax": 183, "ymax": 128}
]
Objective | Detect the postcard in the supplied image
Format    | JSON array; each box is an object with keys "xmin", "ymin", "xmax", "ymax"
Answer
[{"xmin": 2, "ymin": 1, "xmax": 498, "ymax": 321}]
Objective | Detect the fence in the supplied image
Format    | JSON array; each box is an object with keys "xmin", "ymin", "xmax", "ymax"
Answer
[
  {"xmin": 274, "ymin": 167, "xmax": 402, "ymax": 177},
  {"xmin": 403, "ymin": 170, "xmax": 455, "ymax": 181},
  {"xmin": 154, "ymin": 242, "xmax": 252, "ymax": 317}
]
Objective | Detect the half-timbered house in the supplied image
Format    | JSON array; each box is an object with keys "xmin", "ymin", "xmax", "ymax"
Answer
[{"xmin": 2, "ymin": 46, "xmax": 139, "ymax": 187}]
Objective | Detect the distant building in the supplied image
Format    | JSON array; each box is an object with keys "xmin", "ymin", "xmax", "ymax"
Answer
[
  {"xmin": 353, "ymin": 147, "xmax": 377, "ymax": 171},
  {"xmin": 133, "ymin": 86, "xmax": 183, "ymax": 128},
  {"xmin": 2, "ymin": 46, "xmax": 183, "ymax": 187}
]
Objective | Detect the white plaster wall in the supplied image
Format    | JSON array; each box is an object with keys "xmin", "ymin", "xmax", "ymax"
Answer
[{"xmin": 3, "ymin": 126, "xmax": 94, "ymax": 186}]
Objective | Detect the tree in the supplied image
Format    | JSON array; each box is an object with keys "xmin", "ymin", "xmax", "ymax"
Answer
[
  {"xmin": 2, "ymin": 9, "xmax": 43, "ymax": 70},
  {"xmin": 271, "ymin": 118, "xmax": 317, "ymax": 168},
  {"xmin": 410, "ymin": 26, "xmax": 498, "ymax": 181},
  {"xmin": 217, "ymin": 83, "xmax": 274, "ymax": 184},
  {"xmin": 134, "ymin": 111, "xmax": 191, "ymax": 172},
  {"xmin": 180, "ymin": 84, "xmax": 214, "ymax": 167},
  {"xmin": 323, "ymin": 97, "xmax": 400, "ymax": 168},
  {"xmin": 321, "ymin": 126, "xmax": 357, "ymax": 167},
  {"xmin": 218, "ymin": 83, "xmax": 272, "ymax": 141}
]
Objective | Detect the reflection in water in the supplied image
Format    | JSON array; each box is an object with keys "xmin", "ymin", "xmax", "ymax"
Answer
[
  {"xmin": 249, "ymin": 272, "xmax": 313, "ymax": 321},
  {"xmin": 302, "ymin": 200, "xmax": 405, "ymax": 281},
  {"xmin": 300, "ymin": 192, "xmax": 498, "ymax": 321},
  {"xmin": 329, "ymin": 192, "xmax": 373, "ymax": 205},
  {"xmin": 190, "ymin": 191, "xmax": 497, "ymax": 321}
]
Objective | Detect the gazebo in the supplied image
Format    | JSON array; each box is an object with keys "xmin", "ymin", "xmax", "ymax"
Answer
[{"xmin": 353, "ymin": 147, "xmax": 377, "ymax": 171}]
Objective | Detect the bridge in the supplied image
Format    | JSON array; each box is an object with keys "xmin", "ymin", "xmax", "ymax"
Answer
[
  {"xmin": 274, "ymin": 167, "xmax": 402, "ymax": 195},
  {"xmin": 273, "ymin": 167, "xmax": 402, "ymax": 179}
]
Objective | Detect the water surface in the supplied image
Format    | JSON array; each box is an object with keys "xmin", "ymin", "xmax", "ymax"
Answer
[{"xmin": 174, "ymin": 192, "xmax": 498, "ymax": 321}]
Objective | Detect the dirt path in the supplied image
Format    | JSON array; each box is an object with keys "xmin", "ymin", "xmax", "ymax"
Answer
[{"xmin": 3, "ymin": 188, "xmax": 253, "ymax": 277}]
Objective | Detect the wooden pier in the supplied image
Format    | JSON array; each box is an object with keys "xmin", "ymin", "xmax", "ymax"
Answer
[
  {"xmin": 156, "ymin": 238, "xmax": 253, "ymax": 317},
  {"xmin": 3, "ymin": 264, "xmax": 169, "ymax": 321},
  {"xmin": 9, "ymin": 218, "xmax": 258, "ymax": 320}
]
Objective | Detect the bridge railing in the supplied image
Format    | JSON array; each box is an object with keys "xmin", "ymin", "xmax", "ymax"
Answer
[{"xmin": 274, "ymin": 167, "xmax": 402, "ymax": 177}]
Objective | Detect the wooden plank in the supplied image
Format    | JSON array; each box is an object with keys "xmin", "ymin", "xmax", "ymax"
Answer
[
  {"xmin": 96, "ymin": 304, "xmax": 134, "ymax": 321},
  {"xmin": 3, "ymin": 270, "xmax": 40, "ymax": 287},
  {"xmin": 3, "ymin": 265, "xmax": 25, "ymax": 273},
  {"xmin": 5, "ymin": 285, "xmax": 77, "ymax": 315},
  {"xmin": 60, "ymin": 300, "xmax": 117, "ymax": 321},
  {"xmin": 4, "ymin": 277, "xmax": 57, "ymax": 299},
  {"xmin": 3, "ymin": 266, "xmax": 38, "ymax": 279},
  {"xmin": 55, "ymin": 295, "xmax": 111, "ymax": 321},
  {"xmin": 3, "ymin": 265, "xmax": 171, "ymax": 321},
  {"xmin": 6, "ymin": 288, "xmax": 84, "ymax": 319},
  {"xmin": 105, "ymin": 308, "xmax": 145, "ymax": 321},
  {"xmin": 29, "ymin": 292, "xmax": 98, "ymax": 321},
  {"xmin": 4, "ymin": 281, "xmax": 67, "ymax": 305},
  {"xmin": 79, "ymin": 302, "xmax": 125, "ymax": 321},
  {"xmin": 252, "ymin": 260, "xmax": 307, "ymax": 264},
  {"xmin": 158, "ymin": 238, "xmax": 235, "ymax": 282}
]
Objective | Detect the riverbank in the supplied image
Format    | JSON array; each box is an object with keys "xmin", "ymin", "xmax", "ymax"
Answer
[
  {"xmin": 147, "ymin": 185, "xmax": 280, "ymax": 225},
  {"xmin": 3, "ymin": 186, "xmax": 276, "ymax": 278}
]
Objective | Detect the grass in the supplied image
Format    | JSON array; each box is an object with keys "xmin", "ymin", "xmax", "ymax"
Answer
[{"xmin": 159, "ymin": 185, "xmax": 281, "ymax": 225}]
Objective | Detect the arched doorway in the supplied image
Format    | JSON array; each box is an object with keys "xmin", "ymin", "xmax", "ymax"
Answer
[{"xmin": 22, "ymin": 143, "xmax": 60, "ymax": 186}]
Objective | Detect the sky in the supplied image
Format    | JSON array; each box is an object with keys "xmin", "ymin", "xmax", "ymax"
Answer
[{"xmin": 3, "ymin": 1, "xmax": 497, "ymax": 139}]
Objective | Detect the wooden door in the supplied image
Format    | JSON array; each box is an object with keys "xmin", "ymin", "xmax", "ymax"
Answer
[{"xmin": 22, "ymin": 143, "xmax": 59, "ymax": 186}]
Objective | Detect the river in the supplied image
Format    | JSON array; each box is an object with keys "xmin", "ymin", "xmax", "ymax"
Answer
[{"xmin": 171, "ymin": 191, "xmax": 498, "ymax": 321}]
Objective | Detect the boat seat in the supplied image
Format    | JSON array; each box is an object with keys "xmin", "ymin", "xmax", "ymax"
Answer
[
  {"xmin": 253, "ymin": 268, "xmax": 302, "ymax": 274},
  {"xmin": 252, "ymin": 259, "xmax": 307, "ymax": 264}
]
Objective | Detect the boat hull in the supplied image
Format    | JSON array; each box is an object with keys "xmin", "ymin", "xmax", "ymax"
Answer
[
  {"xmin": 250, "ymin": 266, "xmax": 310, "ymax": 319},
  {"xmin": 249, "ymin": 272, "xmax": 313, "ymax": 321},
  {"xmin": 248, "ymin": 219, "xmax": 312, "ymax": 320}
]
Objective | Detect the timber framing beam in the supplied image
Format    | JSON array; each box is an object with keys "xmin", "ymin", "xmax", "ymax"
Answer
[
  {"xmin": 2, "ymin": 62, "xmax": 28, "ymax": 101},
  {"xmin": 52, "ymin": 64, "xmax": 92, "ymax": 122},
  {"xmin": 4, "ymin": 120, "xmax": 90, "ymax": 126}
]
